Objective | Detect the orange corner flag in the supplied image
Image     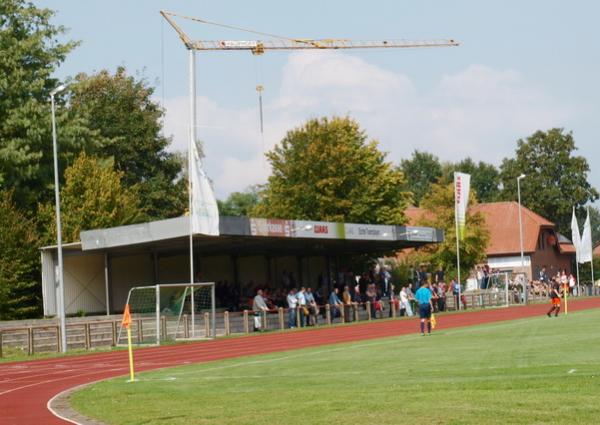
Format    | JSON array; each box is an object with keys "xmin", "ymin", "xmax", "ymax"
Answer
[{"xmin": 122, "ymin": 304, "xmax": 132, "ymax": 329}]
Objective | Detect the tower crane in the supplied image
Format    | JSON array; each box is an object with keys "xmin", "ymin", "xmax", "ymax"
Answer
[
  {"xmin": 160, "ymin": 11, "xmax": 459, "ymax": 54},
  {"xmin": 159, "ymin": 10, "xmax": 459, "ymax": 320}
]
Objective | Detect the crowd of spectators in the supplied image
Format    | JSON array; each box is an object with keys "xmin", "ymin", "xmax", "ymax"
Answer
[{"xmin": 213, "ymin": 263, "xmax": 591, "ymax": 328}]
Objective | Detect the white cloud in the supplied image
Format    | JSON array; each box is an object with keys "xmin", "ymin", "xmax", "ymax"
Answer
[{"xmin": 162, "ymin": 51, "xmax": 571, "ymax": 198}]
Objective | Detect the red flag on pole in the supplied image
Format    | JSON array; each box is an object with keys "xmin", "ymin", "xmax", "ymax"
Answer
[{"xmin": 122, "ymin": 304, "xmax": 132, "ymax": 329}]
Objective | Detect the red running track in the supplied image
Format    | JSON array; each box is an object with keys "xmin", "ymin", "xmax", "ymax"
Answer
[{"xmin": 1, "ymin": 298, "xmax": 598, "ymax": 425}]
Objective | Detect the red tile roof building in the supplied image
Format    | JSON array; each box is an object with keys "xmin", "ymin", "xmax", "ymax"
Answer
[{"xmin": 405, "ymin": 202, "xmax": 576, "ymax": 280}]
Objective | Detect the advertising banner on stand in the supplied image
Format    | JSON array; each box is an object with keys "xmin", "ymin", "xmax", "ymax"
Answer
[{"xmin": 454, "ymin": 172, "xmax": 471, "ymax": 241}]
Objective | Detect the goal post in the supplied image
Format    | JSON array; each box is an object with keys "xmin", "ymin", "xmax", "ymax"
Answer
[{"xmin": 117, "ymin": 282, "xmax": 216, "ymax": 346}]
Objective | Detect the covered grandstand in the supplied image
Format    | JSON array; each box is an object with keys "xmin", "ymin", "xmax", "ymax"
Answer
[{"xmin": 40, "ymin": 216, "xmax": 443, "ymax": 316}]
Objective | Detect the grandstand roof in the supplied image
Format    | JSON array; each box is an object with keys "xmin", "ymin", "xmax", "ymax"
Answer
[{"xmin": 76, "ymin": 215, "xmax": 443, "ymax": 256}]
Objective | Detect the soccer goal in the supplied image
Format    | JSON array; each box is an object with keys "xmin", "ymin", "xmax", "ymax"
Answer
[
  {"xmin": 485, "ymin": 272, "xmax": 511, "ymax": 307},
  {"xmin": 117, "ymin": 282, "xmax": 216, "ymax": 346}
]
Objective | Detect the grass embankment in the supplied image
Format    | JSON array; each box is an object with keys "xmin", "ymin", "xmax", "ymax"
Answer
[{"xmin": 71, "ymin": 309, "xmax": 600, "ymax": 424}]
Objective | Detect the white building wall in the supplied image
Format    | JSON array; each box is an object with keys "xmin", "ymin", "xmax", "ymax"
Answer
[
  {"xmin": 41, "ymin": 251, "xmax": 57, "ymax": 316},
  {"xmin": 63, "ymin": 253, "xmax": 105, "ymax": 315},
  {"xmin": 487, "ymin": 255, "xmax": 531, "ymax": 270}
]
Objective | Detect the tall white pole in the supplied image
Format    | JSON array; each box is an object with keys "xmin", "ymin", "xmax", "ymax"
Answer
[
  {"xmin": 188, "ymin": 49, "xmax": 196, "ymax": 337},
  {"xmin": 576, "ymin": 261, "xmax": 580, "ymax": 297},
  {"xmin": 589, "ymin": 206, "xmax": 594, "ymax": 294},
  {"xmin": 517, "ymin": 175, "xmax": 526, "ymax": 304},
  {"xmin": 51, "ymin": 93, "xmax": 67, "ymax": 353},
  {"xmin": 454, "ymin": 190, "xmax": 462, "ymax": 311}
]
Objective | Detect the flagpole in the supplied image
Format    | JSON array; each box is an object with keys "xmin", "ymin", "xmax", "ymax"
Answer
[
  {"xmin": 454, "ymin": 174, "xmax": 462, "ymax": 311},
  {"xmin": 188, "ymin": 49, "xmax": 196, "ymax": 337},
  {"xmin": 576, "ymin": 261, "xmax": 580, "ymax": 297},
  {"xmin": 589, "ymin": 207, "xmax": 594, "ymax": 295}
]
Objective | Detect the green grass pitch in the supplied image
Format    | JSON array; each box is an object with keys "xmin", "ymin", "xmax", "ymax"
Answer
[{"xmin": 71, "ymin": 309, "xmax": 600, "ymax": 424}]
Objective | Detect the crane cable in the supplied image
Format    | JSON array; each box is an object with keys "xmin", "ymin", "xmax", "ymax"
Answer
[
  {"xmin": 162, "ymin": 11, "xmax": 311, "ymax": 44},
  {"xmin": 254, "ymin": 55, "xmax": 267, "ymax": 169}
]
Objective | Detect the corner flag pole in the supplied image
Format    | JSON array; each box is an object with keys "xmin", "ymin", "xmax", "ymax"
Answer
[{"xmin": 122, "ymin": 304, "xmax": 135, "ymax": 382}]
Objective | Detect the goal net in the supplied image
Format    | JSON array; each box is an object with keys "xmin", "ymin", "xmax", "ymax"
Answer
[{"xmin": 117, "ymin": 282, "xmax": 215, "ymax": 346}]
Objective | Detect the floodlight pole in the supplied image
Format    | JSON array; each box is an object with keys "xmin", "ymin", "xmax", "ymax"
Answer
[
  {"xmin": 517, "ymin": 174, "xmax": 526, "ymax": 304},
  {"xmin": 50, "ymin": 85, "xmax": 68, "ymax": 353},
  {"xmin": 188, "ymin": 48, "xmax": 196, "ymax": 337}
]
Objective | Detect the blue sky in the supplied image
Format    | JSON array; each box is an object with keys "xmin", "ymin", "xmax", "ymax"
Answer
[{"xmin": 39, "ymin": 0, "xmax": 600, "ymax": 198}]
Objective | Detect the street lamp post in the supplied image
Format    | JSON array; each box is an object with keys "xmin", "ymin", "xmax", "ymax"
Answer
[
  {"xmin": 517, "ymin": 174, "xmax": 527, "ymax": 304},
  {"xmin": 50, "ymin": 84, "xmax": 68, "ymax": 353}
]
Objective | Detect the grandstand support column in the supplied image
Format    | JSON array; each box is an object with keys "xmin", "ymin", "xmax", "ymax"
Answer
[
  {"xmin": 155, "ymin": 285, "xmax": 160, "ymax": 345},
  {"xmin": 211, "ymin": 283, "xmax": 216, "ymax": 337},
  {"xmin": 104, "ymin": 252, "xmax": 110, "ymax": 315}
]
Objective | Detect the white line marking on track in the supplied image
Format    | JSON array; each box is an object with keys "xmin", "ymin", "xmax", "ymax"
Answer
[{"xmin": 0, "ymin": 367, "xmax": 125, "ymax": 396}]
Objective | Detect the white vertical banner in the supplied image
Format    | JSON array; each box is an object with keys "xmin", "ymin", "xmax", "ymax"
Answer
[
  {"xmin": 453, "ymin": 172, "xmax": 470, "ymax": 309},
  {"xmin": 580, "ymin": 208, "xmax": 592, "ymax": 264},
  {"xmin": 191, "ymin": 139, "xmax": 220, "ymax": 236},
  {"xmin": 571, "ymin": 208, "xmax": 581, "ymax": 263},
  {"xmin": 454, "ymin": 172, "xmax": 471, "ymax": 241}
]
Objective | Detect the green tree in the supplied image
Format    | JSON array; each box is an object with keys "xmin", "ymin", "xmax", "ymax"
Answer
[
  {"xmin": 68, "ymin": 67, "xmax": 186, "ymax": 219},
  {"xmin": 500, "ymin": 128, "xmax": 598, "ymax": 234},
  {"xmin": 0, "ymin": 191, "xmax": 41, "ymax": 319},
  {"xmin": 218, "ymin": 186, "xmax": 260, "ymax": 217},
  {"xmin": 417, "ymin": 182, "xmax": 490, "ymax": 279},
  {"xmin": 0, "ymin": 0, "xmax": 97, "ymax": 209},
  {"xmin": 400, "ymin": 150, "xmax": 442, "ymax": 206},
  {"xmin": 441, "ymin": 158, "xmax": 501, "ymax": 203},
  {"xmin": 39, "ymin": 153, "xmax": 143, "ymax": 243},
  {"xmin": 254, "ymin": 116, "xmax": 411, "ymax": 224}
]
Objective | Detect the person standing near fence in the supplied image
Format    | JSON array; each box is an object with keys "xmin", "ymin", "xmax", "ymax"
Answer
[
  {"xmin": 329, "ymin": 287, "xmax": 343, "ymax": 318},
  {"xmin": 366, "ymin": 284, "xmax": 378, "ymax": 319},
  {"xmin": 389, "ymin": 284, "xmax": 399, "ymax": 317},
  {"xmin": 400, "ymin": 284, "xmax": 413, "ymax": 317},
  {"xmin": 342, "ymin": 285, "xmax": 353, "ymax": 322},
  {"xmin": 305, "ymin": 287, "xmax": 318, "ymax": 326},
  {"xmin": 252, "ymin": 289, "xmax": 269, "ymax": 332},
  {"xmin": 437, "ymin": 281, "xmax": 446, "ymax": 312},
  {"xmin": 296, "ymin": 287, "xmax": 308, "ymax": 327},
  {"xmin": 287, "ymin": 288, "xmax": 298, "ymax": 328},
  {"xmin": 415, "ymin": 282, "xmax": 434, "ymax": 336}
]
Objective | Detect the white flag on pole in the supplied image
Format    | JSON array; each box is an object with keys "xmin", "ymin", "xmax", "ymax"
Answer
[
  {"xmin": 190, "ymin": 139, "xmax": 220, "ymax": 236},
  {"xmin": 454, "ymin": 172, "xmax": 471, "ymax": 241},
  {"xmin": 571, "ymin": 208, "xmax": 581, "ymax": 263},
  {"xmin": 580, "ymin": 208, "xmax": 593, "ymax": 264}
]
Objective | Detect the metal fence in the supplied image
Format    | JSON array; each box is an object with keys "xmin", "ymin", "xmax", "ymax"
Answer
[{"xmin": 2, "ymin": 287, "xmax": 599, "ymax": 359}]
